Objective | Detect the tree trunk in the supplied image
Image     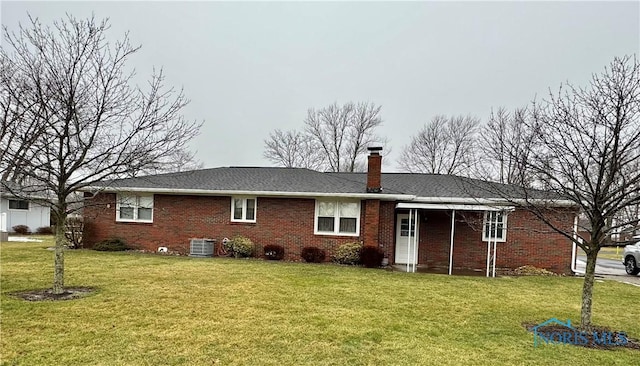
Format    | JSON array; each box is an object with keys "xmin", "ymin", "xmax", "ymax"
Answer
[
  {"xmin": 53, "ymin": 213, "xmax": 66, "ymax": 294},
  {"xmin": 580, "ymin": 249, "xmax": 599, "ymax": 328}
]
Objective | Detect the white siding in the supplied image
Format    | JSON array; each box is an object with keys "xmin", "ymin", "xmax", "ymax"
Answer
[{"xmin": 0, "ymin": 198, "xmax": 51, "ymax": 232}]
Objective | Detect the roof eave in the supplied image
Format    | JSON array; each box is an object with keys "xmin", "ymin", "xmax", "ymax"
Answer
[
  {"xmin": 410, "ymin": 196, "xmax": 578, "ymax": 207},
  {"xmin": 80, "ymin": 186, "xmax": 415, "ymax": 200}
]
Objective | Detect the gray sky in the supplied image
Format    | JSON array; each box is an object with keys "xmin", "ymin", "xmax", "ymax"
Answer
[{"xmin": 2, "ymin": 1, "xmax": 639, "ymax": 170}]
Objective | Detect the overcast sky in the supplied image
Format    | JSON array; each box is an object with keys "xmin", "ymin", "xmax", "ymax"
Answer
[{"xmin": 2, "ymin": 1, "xmax": 639, "ymax": 170}]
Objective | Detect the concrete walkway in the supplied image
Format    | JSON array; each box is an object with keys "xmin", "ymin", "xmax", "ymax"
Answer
[{"xmin": 575, "ymin": 255, "xmax": 640, "ymax": 287}]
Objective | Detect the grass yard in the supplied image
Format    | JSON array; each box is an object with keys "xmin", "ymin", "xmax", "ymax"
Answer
[
  {"xmin": 592, "ymin": 247, "xmax": 624, "ymax": 263},
  {"xmin": 580, "ymin": 247, "xmax": 625, "ymax": 261},
  {"xmin": 1, "ymin": 238, "xmax": 638, "ymax": 365}
]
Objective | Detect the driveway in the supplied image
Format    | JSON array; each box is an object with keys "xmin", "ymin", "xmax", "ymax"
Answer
[{"xmin": 575, "ymin": 255, "xmax": 640, "ymax": 286}]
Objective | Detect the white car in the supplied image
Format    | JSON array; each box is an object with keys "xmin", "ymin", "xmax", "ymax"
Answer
[{"xmin": 623, "ymin": 241, "xmax": 640, "ymax": 275}]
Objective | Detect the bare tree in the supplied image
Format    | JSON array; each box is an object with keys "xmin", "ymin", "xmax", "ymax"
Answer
[
  {"xmin": 263, "ymin": 129, "xmax": 326, "ymax": 170},
  {"xmin": 264, "ymin": 102, "xmax": 386, "ymax": 172},
  {"xmin": 0, "ymin": 57, "xmax": 48, "ymax": 183},
  {"xmin": 477, "ymin": 107, "xmax": 536, "ymax": 185},
  {"xmin": 484, "ymin": 55, "xmax": 640, "ymax": 327},
  {"xmin": 132, "ymin": 149, "xmax": 204, "ymax": 177},
  {"xmin": 398, "ymin": 115, "xmax": 479, "ymax": 175},
  {"xmin": 616, "ymin": 203, "xmax": 640, "ymax": 240},
  {"xmin": 0, "ymin": 15, "xmax": 201, "ymax": 294}
]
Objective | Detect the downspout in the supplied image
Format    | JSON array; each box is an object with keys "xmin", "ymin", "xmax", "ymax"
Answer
[
  {"xmin": 448, "ymin": 209, "xmax": 455, "ymax": 275},
  {"xmin": 486, "ymin": 237, "xmax": 491, "ymax": 277},
  {"xmin": 571, "ymin": 214, "xmax": 578, "ymax": 273}
]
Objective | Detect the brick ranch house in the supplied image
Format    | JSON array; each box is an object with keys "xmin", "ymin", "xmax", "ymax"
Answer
[{"xmin": 82, "ymin": 148, "xmax": 579, "ymax": 275}]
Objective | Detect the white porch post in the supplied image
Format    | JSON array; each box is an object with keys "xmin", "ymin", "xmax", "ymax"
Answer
[
  {"xmin": 406, "ymin": 208, "xmax": 419, "ymax": 273},
  {"xmin": 448, "ymin": 209, "xmax": 456, "ymax": 275},
  {"xmin": 486, "ymin": 211, "xmax": 498, "ymax": 278},
  {"xmin": 407, "ymin": 209, "xmax": 412, "ymax": 272},
  {"xmin": 486, "ymin": 228, "xmax": 491, "ymax": 278},
  {"xmin": 492, "ymin": 237, "xmax": 497, "ymax": 278},
  {"xmin": 413, "ymin": 209, "xmax": 419, "ymax": 273},
  {"xmin": 571, "ymin": 214, "xmax": 578, "ymax": 272},
  {"xmin": 483, "ymin": 211, "xmax": 507, "ymax": 277}
]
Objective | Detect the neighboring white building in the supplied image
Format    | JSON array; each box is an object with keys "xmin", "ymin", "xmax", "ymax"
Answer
[{"xmin": 0, "ymin": 195, "xmax": 50, "ymax": 233}]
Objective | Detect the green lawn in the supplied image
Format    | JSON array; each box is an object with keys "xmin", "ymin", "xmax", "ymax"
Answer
[
  {"xmin": 579, "ymin": 247, "xmax": 625, "ymax": 261},
  {"xmin": 598, "ymin": 247, "xmax": 625, "ymax": 261},
  {"xmin": 1, "ymin": 238, "xmax": 638, "ymax": 365}
]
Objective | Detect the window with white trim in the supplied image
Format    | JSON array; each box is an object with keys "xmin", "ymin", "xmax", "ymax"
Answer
[
  {"xmin": 482, "ymin": 211, "xmax": 507, "ymax": 242},
  {"xmin": 315, "ymin": 200, "xmax": 360, "ymax": 236},
  {"xmin": 231, "ymin": 197, "xmax": 256, "ymax": 222},
  {"xmin": 116, "ymin": 194, "xmax": 153, "ymax": 222},
  {"xmin": 9, "ymin": 199, "xmax": 29, "ymax": 210}
]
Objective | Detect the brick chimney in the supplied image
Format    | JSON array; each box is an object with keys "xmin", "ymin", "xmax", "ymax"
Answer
[{"xmin": 366, "ymin": 147, "xmax": 382, "ymax": 193}]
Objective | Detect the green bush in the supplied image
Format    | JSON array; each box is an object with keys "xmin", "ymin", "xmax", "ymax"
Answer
[
  {"xmin": 12, "ymin": 225, "xmax": 31, "ymax": 235},
  {"xmin": 301, "ymin": 246, "xmax": 326, "ymax": 263},
  {"xmin": 361, "ymin": 245, "xmax": 385, "ymax": 268},
  {"xmin": 263, "ymin": 244, "xmax": 285, "ymax": 260},
  {"xmin": 332, "ymin": 242, "xmax": 362, "ymax": 265},
  {"xmin": 93, "ymin": 238, "xmax": 128, "ymax": 252},
  {"xmin": 36, "ymin": 226, "xmax": 54, "ymax": 235},
  {"xmin": 230, "ymin": 235, "xmax": 255, "ymax": 258}
]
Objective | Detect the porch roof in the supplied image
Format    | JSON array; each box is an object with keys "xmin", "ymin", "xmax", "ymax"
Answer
[{"xmin": 395, "ymin": 202, "xmax": 514, "ymax": 212}]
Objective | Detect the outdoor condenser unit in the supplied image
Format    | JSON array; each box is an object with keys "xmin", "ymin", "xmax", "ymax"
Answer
[{"xmin": 189, "ymin": 238, "xmax": 215, "ymax": 257}]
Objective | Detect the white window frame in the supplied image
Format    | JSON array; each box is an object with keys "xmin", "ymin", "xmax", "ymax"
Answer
[
  {"xmin": 231, "ymin": 196, "xmax": 257, "ymax": 223},
  {"xmin": 116, "ymin": 193, "xmax": 154, "ymax": 223},
  {"xmin": 482, "ymin": 210, "xmax": 507, "ymax": 242},
  {"xmin": 8, "ymin": 199, "xmax": 30, "ymax": 211},
  {"xmin": 314, "ymin": 199, "xmax": 361, "ymax": 237}
]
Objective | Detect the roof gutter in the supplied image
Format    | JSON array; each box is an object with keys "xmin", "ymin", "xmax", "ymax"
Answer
[
  {"xmin": 410, "ymin": 196, "xmax": 578, "ymax": 207},
  {"xmin": 81, "ymin": 186, "xmax": 416, "ymax": 201},
  {"xmin": 81, "ymin": 187, "xmax": 578, "ymax": 207},
  {"xmin": 396, "ymin": 202, "xmax": 515, "ymax": 212}
]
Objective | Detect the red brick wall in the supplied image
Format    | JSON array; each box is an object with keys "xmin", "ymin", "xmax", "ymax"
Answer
[
  {"xmin": 366, "ymin": 153, "xmax": 382, "ymax": 192},
  {"xmin": 378, "ymin": 201, "xmax": 396, "ymax": 262},
  {"xmin": 84, "ymin": 193, "xmax": 574, "ymax": 273},
  {"xmin": 363, "ymin": 199, "xmax": 380, "ymax": 247},
  {"xmin": 84, "ymin": 193, "xmax": 373, "ymax": 261}
]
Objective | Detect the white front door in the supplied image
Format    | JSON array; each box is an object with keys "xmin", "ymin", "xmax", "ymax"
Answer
[{"xmin": 395, "ymin": 213, "xmax": 418, "ymax": 264}]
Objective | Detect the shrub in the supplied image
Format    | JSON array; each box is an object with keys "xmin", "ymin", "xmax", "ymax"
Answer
[
  {"xmin": 222, "ymin": 238, "xmax": 234, "ymax": 255},
  {"xmin": 263, "ymin": 244, "xmax": 285, "ymax": 260},
  {"xmin": 65, "ymin": 216, "xmax": 84, "ymax": 249},
  {"xmin": 36, "ymin": 226, "xmax": 54, "ymax": 235},
  {"xmin": 332, "ymin": 242, "xmax": 362, "ymax": 265},
  {"xmin": 229, "ymin": 235, "xmax": 255, "ymax": 258},
  {"xmin": 93, "ymin": 238, "xmax": 128, "ymax": 251},
  {"xmin": 12, "ymin": 225, "xmax": 31, "ymax": 235},
  {"xmin": 301, "ymin": 246, "xmax": 326, "ymax": 263},
  {"xmin": 511, "ymin": 265, "xmax": 557, "ymax": 276},
  {"xmin": 361, "ymin": 246, "xmax": 385, "ymax": 268}
]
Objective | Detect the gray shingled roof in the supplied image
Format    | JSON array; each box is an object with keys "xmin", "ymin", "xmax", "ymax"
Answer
[
  {"xmin": 90, "ymin": 167, "xmax": 557, "ymax": 200},
  {"xmin": 326, "ymin": 172, "xmax": 555, "ymax": 199},
  {"xmin": 96, "ymin": 167, "xmax": 364, "ymax": 193}
]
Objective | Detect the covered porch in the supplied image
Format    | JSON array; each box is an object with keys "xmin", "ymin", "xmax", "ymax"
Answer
[{"xmin": 392, "ymin": 202, "xmax": 512, "ymax": 277}]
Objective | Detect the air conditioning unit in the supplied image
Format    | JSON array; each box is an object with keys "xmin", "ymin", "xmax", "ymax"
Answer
[{"xmin": 189, "ymin": 238, "xmax": 215, "ymax": 257}]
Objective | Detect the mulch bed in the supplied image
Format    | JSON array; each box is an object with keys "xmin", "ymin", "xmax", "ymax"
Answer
[
  {"xmin": 523, "ymin": 322, "xmax": 640, "ymax": 351},
  {"xmin": 11, "ymin": 287, "xmax": 96, "ymax": 301}
]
